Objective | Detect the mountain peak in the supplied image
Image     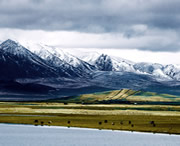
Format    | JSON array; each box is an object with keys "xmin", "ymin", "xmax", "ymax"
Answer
[
  {"xmin": 95, "ymin": 54, "xmax": 113, "ymax": 71},
  {"xmin": 1, "ymin": 39, "xmax": 19, "ymax": 46},
  {"xmin": 99, "ymin": 53, "xmax": 109, "ymax": 59},
  {"xmin": 0, "ymin": 39, "xmax": 29, "ymax": 56}
]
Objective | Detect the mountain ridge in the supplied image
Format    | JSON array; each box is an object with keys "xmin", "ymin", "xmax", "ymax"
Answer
[
  {"xmin": 0, "ymin": 39, "xmax": 180, "ymax": 96},
  {"xmin": 1, "ymin": 39, "xmax": 180, "ymax": 81},
  {"xmin": 0, "ymin": 39, "xmax": 60, "ymax": 79}
]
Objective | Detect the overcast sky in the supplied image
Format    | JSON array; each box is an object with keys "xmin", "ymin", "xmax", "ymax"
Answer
[{"xmin": 0, "ymin": 0, "xmax": 179, "ymax": 64}]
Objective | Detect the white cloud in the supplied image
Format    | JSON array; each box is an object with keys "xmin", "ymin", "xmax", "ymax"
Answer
[
  {"xmin": 0, "ymin": 28, "xmax": 179, "ymax": 50},
  {"xmin": 64, "ymin": 48, "xmax": 180, "ymax": 65},
  {"xmin": 0, "ymin": 28, "xmax": 179, "ymax": 64}
]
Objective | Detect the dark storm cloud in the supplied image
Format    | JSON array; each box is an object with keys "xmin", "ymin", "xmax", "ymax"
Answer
[
  {"xmin": 1, "ymin": 0, "xmax": 180, "ymax": 51},
  {"xmin": 1, "ymin": 0, "xmax": 180, "ymax": 31}
]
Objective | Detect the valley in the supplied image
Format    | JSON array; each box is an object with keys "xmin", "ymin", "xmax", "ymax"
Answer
[{"xmin": 0, "ymin": 39, "xmax": 180, "ymax": 134}]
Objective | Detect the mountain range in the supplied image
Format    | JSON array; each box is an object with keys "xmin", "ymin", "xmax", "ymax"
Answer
[{"xmin": 0, "ymin": 39, "xmax": 180, "ymax": 98}]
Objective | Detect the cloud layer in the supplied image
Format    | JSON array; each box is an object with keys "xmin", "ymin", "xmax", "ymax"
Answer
[{"xmin": 0, "ymin": 0, "xmax": 180, "ymax": 52}]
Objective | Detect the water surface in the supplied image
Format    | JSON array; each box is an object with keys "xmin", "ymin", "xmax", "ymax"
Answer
[{"xmin": 0, "ymin": 124, "xmax": 179, "ymax": 146}]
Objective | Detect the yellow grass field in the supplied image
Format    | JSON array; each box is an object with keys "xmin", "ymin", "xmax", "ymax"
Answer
[{"xmin": 0, "ymin": 102, "xmax": 180, "ymax": 134}]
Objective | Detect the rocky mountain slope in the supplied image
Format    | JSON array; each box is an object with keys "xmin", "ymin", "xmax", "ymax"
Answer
[{"xmin": 0, "ymin": 39, "xmax": 180, "ymax": 96}]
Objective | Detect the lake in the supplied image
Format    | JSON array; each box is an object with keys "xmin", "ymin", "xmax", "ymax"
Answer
[{"xmin": 0, "ymin": 124, "xmax": 179, "ymax": 146}]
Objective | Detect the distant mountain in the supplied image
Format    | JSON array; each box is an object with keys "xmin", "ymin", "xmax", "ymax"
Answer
[
  {"xmin": 0, "ymin": 39, "xmax": 59, "ymax": 79},
  {"xmin": 163, "ymin": 64, "xmax": 180, "ymax": 80},
  {"xmin": 94, "ymin": 54, "xmax": 113, "ymax": 71},
  {"xmin": 79, "ymin": 52, "xmax": 180, "ymax": 81},
  {"xmin": 79, "ymin": 52, "xmax": 135, "ymax": 72},
  {"xmin": 133, "ymin": 63, "xmax": 180, "ymax": 81},
  {"xmin": 0, "ymin": 39, "xmax": 91, "ymax": 79},
  {"xmin": 0, "ymin": 39, "xmax": 180, "ymax": 98},
  {"xmin": 24, "ymin": 43, "xmax": 95, "ymax": 77},
  {"xmin": 1, "ymin": 39, "xmax": 180, "ymax": 82},
  {"xmin": 94, "ymin": 54, "xmax": 135, "ymax": 72}
]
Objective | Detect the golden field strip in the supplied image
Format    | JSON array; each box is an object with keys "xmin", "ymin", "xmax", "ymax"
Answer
[
  {"xmin": 0, "ymin": 102, "xmax": 180, "ymax": 134},
  {"xmin": 55, "ymin": 89, "xmax": 180, "ymax": 103}
]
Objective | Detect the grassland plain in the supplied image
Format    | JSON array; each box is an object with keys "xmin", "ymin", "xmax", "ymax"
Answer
[
  {"xmin": 0, "ymin": 89, "xmax": 180, "ymax": 134},
  {"xmin": 53, "ymin": 89, "xmax": 180, "ymax": 104}
]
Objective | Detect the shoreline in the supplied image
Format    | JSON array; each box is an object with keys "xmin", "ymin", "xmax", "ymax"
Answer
[{"xmin": 0, "ymin": 123, "xmax": 179, "ymax": 136}]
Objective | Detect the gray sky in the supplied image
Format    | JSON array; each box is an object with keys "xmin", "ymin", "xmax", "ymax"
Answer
[{"xmin": 0, "ymin": 0, "xmax": 180, "ymax": 64}]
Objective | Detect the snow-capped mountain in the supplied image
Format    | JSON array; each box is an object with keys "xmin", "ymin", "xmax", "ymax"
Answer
[
  {"xmin": 133, "ymin": 62, "xmax": 163, "ymax": 74},
  {"xmin": 76, "ymin": 51, "xmax": 102, "ymax": 65},
  {"xmin": 94, "ymin": 54, "xmax": 113, "ymax": 71},
  {"xmin": 0, "ymin": 39, "xmax": 83, "ymax": 79},
  {"xmin": 23, "ymin": 43, "xmax": 96, "ymax": 76},
  {"xmin": 132, "ymin": 63, "xmax": 180, "ymax": 81},
  {"xmin": 79, "ymin": 52, "xmax": 135, "ymax": 72},
  {"xmin": 1, "ymin": 39, "xmax": 180, "ymax": 82},
  {"xmin": 24, "ymin": 43, "xmax": 86, "ymax": 77},
  {"xmin": 133, "ymin": 62, "xmax": 172, "ymax": 80},
  {"xmin": 163, "ymin": 64, "xmax": 180, "ymax": 80},
  {"xmin": 78, "ymin": 52, "xmax": 180, "ymax": 81},
  {"xmin": 0, "ymin": 39, "xmax": 60, "ymax": 79},
  {"xmin": 0, "ymin": 39, "xmax": 180, "ymax": 97}
]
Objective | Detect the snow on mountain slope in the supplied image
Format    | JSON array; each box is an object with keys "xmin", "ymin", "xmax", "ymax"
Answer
[
  {"xmin": 1, "ymin": 39, "xmax": 32, "ymax": 56},
  {"xmin": 75, "ymin": 51, "xmax": 101, "ymax": 64},
  {"xmin": 133, "ymin": 62, "xmax": 171, "ymax": 80},
  {"xmin": 50, "ymin": 48, "xmax": 96, "ymax": 72},
  {"xmin": 0, "ymin": 39, "xmax": 57, "ymax": 69},
  {"xmin": 94, "ymin": 54, "xmax": 113, "ymax": 71},
  {"xmin": 133, "ymin": 62, "xmax": 163, "ymax": 74},
  {"xmin": 0, "ymin": 39, "xmax": 59, "ymax": 79},
  {"xmin": 25, "ymin": 43, "xmax": 179, "ymax": 81},
  {"xmin": 24, "ymin": 43, "xmax": 90, "ymax": 77},
  {"xmin": 25, "ymin": 43, "xmax": 66, "ymax": 67},
  {"xmin": 163, "ymin": 64, "xmax": 180, "ymax": 80},
  {"xmin": 80, "ymin": 53, "xmax": 135, "ymax": 72},
  {"xmin": 1, "ymin": 39, "xmax": 180, "ymax": 82},
  {"xmin": 0, "ymin": 39, "xmax": 92, "ymax": 78},
  {"xmin": 110, "ymin": 56, "xmax": 135, "ymax": 72},
  {"xmin": 78, "ymin": 52, "xmax": 180, "ymax": 80},
  {"xmin": 24, "ymin": 43, "xmax": 95, "ymax": 74}
]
